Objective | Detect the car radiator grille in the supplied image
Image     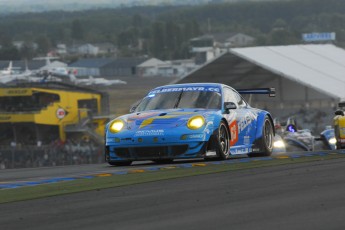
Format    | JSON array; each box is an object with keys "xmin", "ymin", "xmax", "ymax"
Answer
[{"xmin": 115, "ymin": 145, "xmax": 188, "ymax": 159}]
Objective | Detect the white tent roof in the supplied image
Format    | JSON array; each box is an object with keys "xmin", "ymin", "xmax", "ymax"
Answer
[
  {"xmin": 230, "ymin": 44, "xmax": 345, "ymax": 100},
  {"xmin": 137, "ymin": 58, "xmax": 166, "ymax": 68}
]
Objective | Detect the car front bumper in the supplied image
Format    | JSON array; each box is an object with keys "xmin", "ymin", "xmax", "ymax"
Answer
[{"xmin": 105, "ymin": 132, "xmax": 209, "ymax": 161}]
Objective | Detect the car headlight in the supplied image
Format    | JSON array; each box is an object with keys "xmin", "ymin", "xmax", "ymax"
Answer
[
  {"xmin": 109, "ymin": 120, "xmax": 125, "ymax": 133},
  {"xmin": 273, "ymin": 140, "xmax": 285, "ymax": 148},
  {"xmin": 329, "ymin": 137, "xmax": 336, "ymax": 145},
  {"xmin": 187, "ymin": 115, "xmax": 205, "ymax": 130}
]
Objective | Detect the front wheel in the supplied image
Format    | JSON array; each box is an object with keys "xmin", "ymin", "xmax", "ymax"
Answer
[{"xmin": 215, "ymin": 121, "xmax": 230, "ymax": 160}]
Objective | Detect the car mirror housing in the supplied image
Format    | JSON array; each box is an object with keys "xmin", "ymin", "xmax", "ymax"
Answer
[{"xmin": 224, "ymin": 102, "xmax": 237, "ymax": 112}]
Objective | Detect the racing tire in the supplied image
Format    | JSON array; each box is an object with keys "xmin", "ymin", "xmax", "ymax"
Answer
[
  {"xmin": 108, "ymin": 161, "xmax": 132, "ymax": 166},
  {"xmin": 248, "ymin": 116, "xmax": 274, "ymax": 157},
  {"xmin": 215, "ymin": 120, "xmax": 230, "ymax": 160}
]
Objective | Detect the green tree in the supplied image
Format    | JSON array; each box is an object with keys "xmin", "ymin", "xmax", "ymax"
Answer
[
  {"xmin": 268, "ymin": 29, "xmax": 299, "ymax": 45},
  {"xmin": 132, "ymin": 14, "xmax": 143, "ymax": 28},
  {"xmin": 36, "ymin": 35, "xmax": 52, "ymax": 56},
  {"xmin": 71, "ymin": 19, "xmax": 84, "ymax": 41},
  {"xmin": 0, "ymin": 46, "xmax": 20, "ymax": 60},
  {"xmin": 150, "ymin": 21, "xmax": 166, "ymax": 59},
  {"xmin": 19, "ymin": 42, "xmax": 36, "ymax": 60}
]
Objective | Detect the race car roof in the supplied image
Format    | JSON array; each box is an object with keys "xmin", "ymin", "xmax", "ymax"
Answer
[{"xmin": 175, "ymin": 44, "xmax": 345, "ymax": 100}]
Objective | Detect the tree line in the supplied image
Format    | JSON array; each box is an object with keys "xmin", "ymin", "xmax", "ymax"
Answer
[{"xmin": 0, "ymin": 0, "xmax": 344, "ymax": 61}]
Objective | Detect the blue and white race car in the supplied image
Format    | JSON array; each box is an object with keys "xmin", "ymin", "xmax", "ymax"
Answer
[{"xmin": 105, "ymin": 83, "xmax": 275, "ymax": 166}]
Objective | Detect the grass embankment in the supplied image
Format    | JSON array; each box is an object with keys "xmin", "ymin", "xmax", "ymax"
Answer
[{"xmin": 1, "ymin": 153, "xmax": 344, "ymax": 204}]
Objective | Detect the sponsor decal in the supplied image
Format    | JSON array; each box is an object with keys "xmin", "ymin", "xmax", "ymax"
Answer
[
  {"xmin": 150, "ymin": 86, "xmax": 220, "ymax": 94},
  {"xmin": 244, "ymin": 136, "xmax": 250, "ymax": 145},
  {"xmin": 0, "ymin": 116, "xmax": 11, "ymax": 121},
  {"xmin": 206, "ymin": 151, "xmax": 217, "ymax": 156},
  {"xmin": 229, "ymin": 120, "xmax": 238, "ymax": 146},
  {"xmin": 138, "ymin": 112, "xmax": 194, "ymax": 129},
  {"xmin": 188, "ymin": 134, "xmax": 204, "ymax": 139},
  {"xmin": 3, "ymin": 89, "xmax": 31, "ymax": 96},
  {"xmin": 238, "ymin": 111, "xmax": 258, "ymax": 133},
  {"xmin": 204, "ymin": 121, "xmax": 213, "ymax": 134},
  {"xmin": 134, "ymin": 130, "xmax": 165, "ymax": 136},
  {"xmin": 232, "ymin": 148, "xmax": 252, "ymax": 154},
  {"xmin": 56, "ymin": 108, "xmax": 66, "ymax": 119}
]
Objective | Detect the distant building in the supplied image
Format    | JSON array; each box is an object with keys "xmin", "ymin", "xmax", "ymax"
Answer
[
  {"xmin": 190, "ymin": 32, "xmax": 255, "ymax": 64},
  {"xmin": 94, "ymin": 43, "xmax": 118, "ymax": 56},
  {"xmin": 137, "ymin": 58, "xmax": 197, "ymax": 77},
  {"xmin": 12, "ymin": 41, "xmax": 38, "ymax": 51},
  {"xmin": 68, "ymin": 58, "xmax": 112, "ymax": 77},
  {"xmin": 137, "ymin": 58, "xmax": 167, "ymax": 77},
  {"xmin": 66, "ymin": 43, "xmax": 118, "ymax": 57},
  {"xmin": 68, "ymin": 43, "xmax": 99, "ymax": 56},
  {"xmin": 56, "ymin": 44, "xmax": 67, "ymax": 56},
  {"xmin": 78, "ymin": 44, "xmax": 99, "ymax": 56},
  {"xmin": 69, "ymin": 57, "xmax": 148, "ymax": 77}
]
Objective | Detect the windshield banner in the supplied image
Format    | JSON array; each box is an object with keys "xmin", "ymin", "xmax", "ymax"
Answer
[{"xmin": 149, "ymin": 86, "xmax": 221, "ymax": 94}]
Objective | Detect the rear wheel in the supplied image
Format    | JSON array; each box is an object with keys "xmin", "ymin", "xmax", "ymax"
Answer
[
  {"xmin": 108, "ymin": 161, "xmax": 132, "ymax": 166},
  {"xmin": 263, "ymin": 118, "xmax": 274, "ymax": 154},
  {"xmin": 249, "ymin": 117, "xmax": 274, "ymax": 157},
  {"xmin": 215, "ymin": 121, "xmax": 230, "ymax": 160}
]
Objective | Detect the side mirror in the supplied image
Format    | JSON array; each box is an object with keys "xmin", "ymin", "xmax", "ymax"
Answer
[
  {"xmin": 335, "ymin": 110, "xmax": 344, "ymax": 116},
  {"xmin": 224, "ymin": 102, "xmax": 237, "ymax": 112}
]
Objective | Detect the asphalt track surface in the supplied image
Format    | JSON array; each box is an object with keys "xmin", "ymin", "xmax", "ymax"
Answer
[{"xmin": 1, "ymin": 155, "xmax": 345, "ymax": 229}]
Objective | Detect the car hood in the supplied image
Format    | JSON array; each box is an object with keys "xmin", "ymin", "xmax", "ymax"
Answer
[{"xmin": 119, "ymin": 109, "xmax": 213, "ymax": 130}]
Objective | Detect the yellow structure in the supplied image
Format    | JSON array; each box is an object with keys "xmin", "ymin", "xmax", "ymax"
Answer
[
  {"xmin": 0, "ymin": 82, "xmax": 110, "ymax": 146},
  {"xmin": 334, "ymin": 102, "xmax": 345, "ymax": 149}
]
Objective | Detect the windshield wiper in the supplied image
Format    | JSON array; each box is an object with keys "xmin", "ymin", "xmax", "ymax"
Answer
[{"xmin": 174, "ymin": 90, "xmax": 183, "ymax": 108}]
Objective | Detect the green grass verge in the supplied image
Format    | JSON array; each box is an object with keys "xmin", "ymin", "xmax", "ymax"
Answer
[{"xmin": 1, "ymin": 154, "xmax": 345, "ymax": 204}]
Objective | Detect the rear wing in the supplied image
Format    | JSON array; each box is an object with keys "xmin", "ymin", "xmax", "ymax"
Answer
[
  {"xmin": 236, "ymin": 88, "xmax": 276, "ymax": 97},
  {"xmin": 339, "ymin": 101, "xmax": 345, "ymax": 108}
]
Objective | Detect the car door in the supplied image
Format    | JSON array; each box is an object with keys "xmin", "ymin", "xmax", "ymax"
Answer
[
  {"xmin": 232, "ymin": 90, "xmax": 257, "ymax": 148},
  {"xmin": 222, "ymin": 87, "xmax": 256, "ymax": 152}
]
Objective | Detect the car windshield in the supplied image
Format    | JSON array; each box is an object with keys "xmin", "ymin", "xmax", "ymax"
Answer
[{"xmin": 135, "ymin": 90, "xmax": 222, "ymax": 112}]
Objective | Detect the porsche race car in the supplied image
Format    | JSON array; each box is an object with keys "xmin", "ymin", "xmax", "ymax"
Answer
[{"xmin": 105, "ymin": 83, "xmax": 275, "ymax": 166}]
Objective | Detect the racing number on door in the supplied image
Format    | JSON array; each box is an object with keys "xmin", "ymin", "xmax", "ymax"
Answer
[{"xmin": 229, "ymin": 121, "xmax": 238, "ymax": 146}]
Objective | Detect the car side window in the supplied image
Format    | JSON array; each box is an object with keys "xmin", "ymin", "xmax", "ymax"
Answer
[
  {"xmin": 233, "ymin": 90, "xmax": 246, "ymax": 107},
  {"xmin": 223, "ymin": 87, "xmax": 238, "ymax": 106}
]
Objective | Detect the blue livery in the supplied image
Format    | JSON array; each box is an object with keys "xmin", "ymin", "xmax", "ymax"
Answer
[{"xmin": 105, "ymin": 83, "xmax": 275, "ymax": 166}]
